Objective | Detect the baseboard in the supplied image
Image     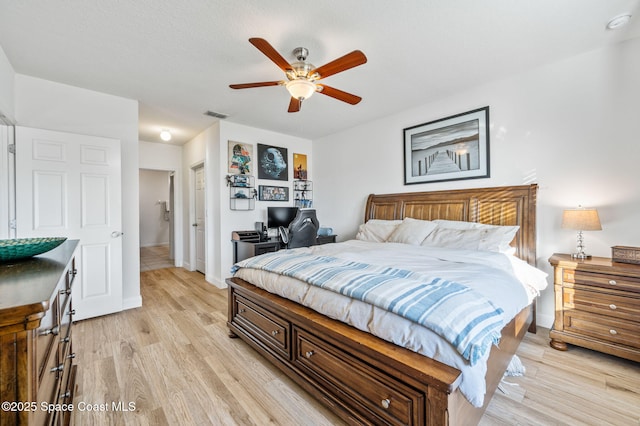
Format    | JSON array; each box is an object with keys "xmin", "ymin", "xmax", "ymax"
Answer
[
  {"xmin": 205, "ymin": 274, "xmax": 226, "ymax": 289},
  {"xmin": 140, "ymin": 242, "xmax": 170, "ymax": 248},
  {"xmin": 537, "ymin": 313, "xmax": 554, "ymax": 330}
]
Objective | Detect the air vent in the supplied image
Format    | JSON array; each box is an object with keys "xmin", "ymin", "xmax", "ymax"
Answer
[{"xmin": 204, "ymin": 110, "xmax": 228, "ymax": 119}]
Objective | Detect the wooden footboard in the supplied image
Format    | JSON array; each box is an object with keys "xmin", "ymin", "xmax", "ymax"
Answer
[{"xmin": 227, "ymin": 276, "xmax": 533, "ymax": 426}]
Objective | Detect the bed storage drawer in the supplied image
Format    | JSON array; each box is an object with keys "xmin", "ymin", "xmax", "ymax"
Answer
[
  {"xmin": 293, "ymin": 327, "xmax": 424, "ymax": 425},
  {"xmin": 230, "ymin": 294, "xmax": 291, "ymax": 359}
]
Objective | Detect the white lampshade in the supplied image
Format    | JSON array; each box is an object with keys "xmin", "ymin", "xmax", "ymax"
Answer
[
  {"xmin": 285, "ymin": 79, "xmax": 316, "ymax": 100},
  {"xmin": 561, "ymin": 208, "xmax": 602, "ymax": 231},
  {"xmin": 562, "ymin": 207, "xmax": 602, "ymax": 259}
]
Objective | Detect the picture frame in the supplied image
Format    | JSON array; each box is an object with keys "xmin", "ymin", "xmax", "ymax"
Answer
[
  {"xmin": 403, "ymin": 106, "xmax": 490, "ymax": 185},
  {"xmin": 228, "ymin": 141, "xmax": 253, "ymax": 175},
  {"xmin": 258, "ymin": 143, "xmax": 288, "ymax": 181},
  {"xmin": 293, "ymin": 153, "xmax": 308, "ymax": 180},
  {"xmin": 258, "ymin": 185, "xmax": 289, "ymax": 201}
]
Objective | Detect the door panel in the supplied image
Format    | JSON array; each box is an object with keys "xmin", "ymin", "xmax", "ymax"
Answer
[
  {"xmin": 16, "ymin": 126, "xmax": 122, "ymax": 320},
  {"xmin": 195, "ymin": 165, "xmax": 205, "ymax": 273}
]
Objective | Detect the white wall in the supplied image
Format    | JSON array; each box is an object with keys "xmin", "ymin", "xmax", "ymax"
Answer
[
  {"xmin": 14, "ymin": 74, "xmax": 141, "ymax": 310},
  {"xmin": 139, "ymin": 169, "xmax": 170, "ymax": 247},
  {"xmin": 314, "ymin": 38, "xmax": 640, "ymax": 329},
  {"xmin": 176, "ymin": 120, "xmax": 312, "ymax": 287},
  {"xmin": 216, "ymin": 121, "xmax": 312, "ymax": 286},
  {"xmin": 0, "ymin": 45, "xmax": 14, "ymax": 121},
  {"xmin": 0, "ymin": 48, "xmax": 15, "ymax": 239},
  {"xmin": 139, "ymin": 140, "xmax": 183, "ymax": 265}
]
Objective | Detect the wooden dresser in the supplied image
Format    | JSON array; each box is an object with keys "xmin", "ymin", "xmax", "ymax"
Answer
[
  {"xmin": 549, "ymin": 253, "xmax": 640, "ymax": 362},
  {"xmin": 0, "ymin": 240, "xmax": 79, "ymax": 425}
]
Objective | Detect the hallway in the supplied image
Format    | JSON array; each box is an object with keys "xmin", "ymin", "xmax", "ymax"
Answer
[{"xmin": 140, "ymin": 244, "xmax": 173, "ymax": 271}]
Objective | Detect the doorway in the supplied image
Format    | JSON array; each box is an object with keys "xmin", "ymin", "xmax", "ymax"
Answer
[{"xmin": 139, "ymin": 168, "xmax": 174, "ymax": 271}]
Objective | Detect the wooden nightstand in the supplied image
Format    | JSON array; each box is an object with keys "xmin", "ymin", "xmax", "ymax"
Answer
[{"xmin": 548, "ymin": 253, "xmax": 640, "ymax": 362}]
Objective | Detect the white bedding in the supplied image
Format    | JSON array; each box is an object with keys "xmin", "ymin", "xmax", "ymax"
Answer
[{"xmin": 233, "ymin": 239, "xmax": 548, "ymax": 407}]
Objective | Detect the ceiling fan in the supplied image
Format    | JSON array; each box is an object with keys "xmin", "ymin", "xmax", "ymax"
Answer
[{"xmin": 229, "ymin": 38, "xmax": 367, "ymax": 113}]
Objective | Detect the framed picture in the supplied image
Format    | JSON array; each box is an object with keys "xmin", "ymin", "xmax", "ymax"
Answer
[
  {"xmin": 293, "ymin": 153, "xmax": 308, "ymax": 180},
  {"xmin": 228, "ymin": 141, "xmax": 253, "ymax": 175},
  {"xmin": 258, "ymin": 143, "xmax": 288, "ymax": 181},
  {"xmin": 258, "ymin": 185, "xmax": 289, "ymax": 201},
  {"xmin": 403, "ymin": 107, "xmax": 490, "ymax": 185}
]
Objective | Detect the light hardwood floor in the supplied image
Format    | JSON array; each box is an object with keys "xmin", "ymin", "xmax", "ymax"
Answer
[{"xmin": 72, "ymin": 268, "xmax": 640, "ymax": 425}]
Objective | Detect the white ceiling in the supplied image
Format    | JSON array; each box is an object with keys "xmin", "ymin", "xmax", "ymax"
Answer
[{"xmin": 1, "ymin": 0, "xmax": 638, "ymax": 145}]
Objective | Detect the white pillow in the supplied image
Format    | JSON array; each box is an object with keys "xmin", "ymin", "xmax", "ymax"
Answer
[
  {"xmin": 386, "ymin": 217, "xmax": 438, "ymax": 245},
  {"xmin": 421, "ymin": 227, "xmax": 489, "ymax": 250},
  {"xmin": 432, "ymin": 219, "xmax": 519, "ymax": 253},
  {"xmin": 355, "ymin": 219, "xmax": 402, "ymax": 242}
]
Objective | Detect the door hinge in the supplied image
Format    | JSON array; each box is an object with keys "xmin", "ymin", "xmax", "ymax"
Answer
[{"xmin": 8, "ymin": 144, "xmax": 15, "ymax": 154}]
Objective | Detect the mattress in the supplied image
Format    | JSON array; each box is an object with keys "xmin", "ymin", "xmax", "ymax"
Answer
[{"xmin": 233, "ymin": 239, "xmax": 547, "ymax": 407}]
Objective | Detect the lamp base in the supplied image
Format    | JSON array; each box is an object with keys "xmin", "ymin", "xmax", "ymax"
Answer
[{"xmin": 571, "ymin": 252, "xmax": 592, "ymax": 260}]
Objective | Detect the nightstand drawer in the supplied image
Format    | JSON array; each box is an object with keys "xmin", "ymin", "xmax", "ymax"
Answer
[
  {"xmin": 562, "ymin": 287, "xmax": 640, "ymax": 322},
  {"xmin": 564, "ymin": 270, "xmax": 640, "ymax": 294},
  {"xmin": 564, "ymin": 310, "xmax": 639, "ymax": 349}
]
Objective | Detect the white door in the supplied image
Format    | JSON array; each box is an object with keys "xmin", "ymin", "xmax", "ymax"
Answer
[
  {"xmin": 16, "ymin": 126, "xmax": 123, "ymax": 321},
  {"xmin": 194, "ymin": 165, "xmax": 205, "ymax": 273}
]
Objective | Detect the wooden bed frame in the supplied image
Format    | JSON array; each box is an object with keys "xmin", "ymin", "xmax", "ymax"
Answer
[{"xmin": 227, "ymin": 184, "xmax": 538, "ymax": 425}]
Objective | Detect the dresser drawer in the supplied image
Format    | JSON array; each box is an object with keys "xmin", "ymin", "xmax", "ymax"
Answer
[
  {"xmin": 564, "ymin": 270, "xmax": 640, "ymax": 294},
  {"xmin": 35, "ymin": 295, "xmax": 59, "ymax": 383},
  {"xmin": 562, "ymin": 287, "xmax": 640, "ymax": 322},
  {"xmin": 294, "ymin": 328, "xmax": 423, "ymax": 425},
  {"xmin": 231, "ymin": 295, "xmax": 290, "ymax": 359},
  {"xmin": 564, "ymin": 310, "xmax": 640, "ymax": 349}
]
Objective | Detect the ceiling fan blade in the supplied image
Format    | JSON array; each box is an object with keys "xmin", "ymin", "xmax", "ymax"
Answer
[
  {"xmin": 288, "ymin": 97, "xmax": 301, "ymax": 113},
  {"xmin": 312, "ymin": 50, "xmax": 367, "ymax": 79},
  {"xmin": 229, "ymin": 81, "xmax": 281, "ymax": 89},
  {"xmin": 317, "ymin": 85, "xmax": 362, "ymax": 105},
  {"xmin": 249, "ymin": 38, "xmax": 293, "ymax": 72}
]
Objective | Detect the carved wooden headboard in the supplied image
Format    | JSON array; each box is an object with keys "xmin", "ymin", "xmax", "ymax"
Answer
[{"xmin": 364, "ymin": 184, "xmax": 538, "ymax": 265}]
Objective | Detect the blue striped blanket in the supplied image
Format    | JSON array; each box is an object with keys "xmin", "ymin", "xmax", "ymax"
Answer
[{"xmin": 232, "ymin": 252, "xmax": 505, "ymax": 366}]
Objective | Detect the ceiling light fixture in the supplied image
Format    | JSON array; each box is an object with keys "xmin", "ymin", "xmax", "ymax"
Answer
[
  {"xmin": 606, "ymin": 13, "xmax": 632, "ymax": 30},
  {"xmin": 160, "ymin": 129, "xmax": 172, "ymax": 142},
  {"xmin": 285, "ymin": 79, "xmax": 317, "ymax": 101}
]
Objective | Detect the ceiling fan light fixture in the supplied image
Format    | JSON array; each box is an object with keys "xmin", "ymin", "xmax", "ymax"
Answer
[{"xmin": 285, "ymin": 79, "xmax": 316, "ymax": 100}]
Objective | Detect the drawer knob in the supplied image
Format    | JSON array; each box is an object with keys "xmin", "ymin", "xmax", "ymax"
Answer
[
  {"xmin": 50, "ymin": 363, "xmax": 64, "ymax": 373},
  {"xmin": 67, "ymin": 352, "xmax": 76, "ymax": 360},
  {"xmin": 70, "ymin": 309, "xmax": 76, "ymax": 316},
  {"xmin": 59, "ymin": 390, "xmax": 70, "ymax": 400},
  {"xmin": 61, "ymin": 336, "xmax": 70, "ymax": 343},
  {"xmin": 41, "ymin": 326, "xmax": 59, "ymax": 336},
  {"xmin": 305, "ymin": 350, "xmax": 315, "ymax": 359},
  {"xmin": 609, "ymin": 304, "xmax": 617, "ymax": 310},
  {"xmin": 381, "ymin": 398, "xmax": 391, "ymax": 409},
  {"xmin": 271, "ymin": 330, "xmax": 279, "ymax": 336},
  {"xmin": 608, "ymin": 280, "xmax": 617, "ymax": 285},
  {"xmin": 609, "ymin": 329, "xmax": 618, "ymax": 335},
  {"xmin": 238, "ymin": 308, "xmax": 246, "ymax": 313}
]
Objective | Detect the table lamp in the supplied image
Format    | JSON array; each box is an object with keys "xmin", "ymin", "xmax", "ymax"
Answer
[{"xmin": 561, "ymin": 207, "xmax": 602, "ymax": 259}]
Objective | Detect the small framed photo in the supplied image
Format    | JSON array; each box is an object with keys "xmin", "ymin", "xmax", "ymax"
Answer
[
  {"xmin": 258, "ymin": 185, "xmax": 289, "ymax": 201},
  {"xmin": 228, "ymin": 141, "xmax": 253, "ymax": 175},
  {"xmin": 293, "ymin": 153, "xmax": 308, "ymax": 180},
  {"xmin": 404, "ymin": 107, "xmax": 490, "ymax": 185}
]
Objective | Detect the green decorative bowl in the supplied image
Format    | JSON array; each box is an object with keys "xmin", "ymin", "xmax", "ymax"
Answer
[{"xmin": 0, "ymin": 237, "xmax": 68, "ymax": 262}]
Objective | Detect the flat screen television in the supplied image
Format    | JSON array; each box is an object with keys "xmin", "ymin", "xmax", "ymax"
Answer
[{"xmin": 267, "ymin": 206, "xmax": 299, "ymax": 229}]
